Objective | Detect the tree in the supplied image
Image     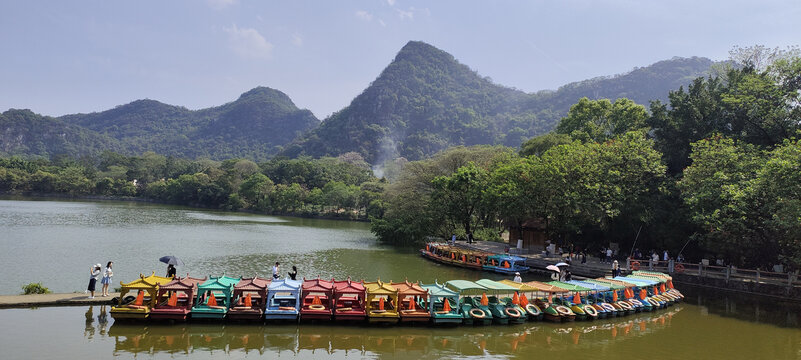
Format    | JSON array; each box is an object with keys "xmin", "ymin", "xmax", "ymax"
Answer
[
  {"xmin": 431, "ymin": 162, "xmax": 489, "ymax": 240},
  {"xmin": 519, "ymin": 133, "xmax": 572, "ymax": 157},
  {"xmin": 555, "ymin": 98, "xmax": 648, "ymax": 143}
]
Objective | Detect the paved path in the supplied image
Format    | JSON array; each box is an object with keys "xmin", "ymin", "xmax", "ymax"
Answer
[{"xmin": 0, "ymin": 292, "xmax": 120, "ymax": 309}]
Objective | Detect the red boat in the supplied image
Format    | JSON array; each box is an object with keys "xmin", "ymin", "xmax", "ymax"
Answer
[
  {"xmin": 391, "ymin": 280, "xmax": 431, "ymax": 323},
  {"xmin": 228, "ymin": 277, "xmax": 270, "ymax": 321},
  {"xmin": 150, "ymin": 276, "xmax": 207, "ymax": 321},
  {"xmin": 300, "ymin": 277, "xmax": 334, "ymax": 321},
  {"xmin": 333, "ymin": 278, "xmax": 367, "ymax": 322}
]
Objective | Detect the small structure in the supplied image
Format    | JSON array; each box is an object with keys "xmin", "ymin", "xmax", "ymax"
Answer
[
  {"xmin": 364, "ymin": 280, "xmax": 400, "ymax": 324},
  {"xmin": 391, "ymin": 280, "xmax": 430, "ymax": 322},
  {"xmin": 264, "ymin": 279, "xmax": 302, "ymax": 321},
  {"xmin": 483, "ymin": 254, "xmax": 530, "ymax": 274},
  {"xmin": 333, "ymin": 278, "xmax": 367, "ymax": 321},
  {"xmin": 507, "ymin": 219, "xmax": 548, "ymax": 252},
  {"xmin": 228, "ymin": 277, "xmax": 270, "ymax": 321},
  {"xmin": 150, "ymin": 275, "xmax": 207, "ymax": 321},
  {"xmin": 191, "ymin": 276, "xmax": 240, "ymax": 319},
  {"xmin": 300, "ymin": 277, "xmax": 334, "ymax": 321},
  {"xmin": 110, "ymin": 272, "xmax": 173, "ymax": 320}
]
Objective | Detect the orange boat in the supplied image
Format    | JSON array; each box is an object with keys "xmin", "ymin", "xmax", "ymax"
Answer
[
  {"xmin": 228, "ymin": 277, "xmax": 270, "ymax": 321},
  {"xmin": 300, "ymin": 277, "xmax": 334, "ymax": 321},
  {"xmin": 333, "ymin": 278, "xmax": 367, "ymax": 322},
  {"xmin": 391, "ymin": 280, "xmax": 430, "ymax": 323},
  {"xmin": 150, "ymin": 275, "xmax": 206, "ymax": 321}
]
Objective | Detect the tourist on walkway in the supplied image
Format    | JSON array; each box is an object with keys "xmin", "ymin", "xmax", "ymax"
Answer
[
  {"xmin": 100, "ymin": 261, "xmax": 113, "ymax": 297},
  {"xmin": 166, "ymin": 264, "xmax": 176, "ymax": 278},
  {"xmin": 605, "ymin": 248, "xmax": 612, "ymax": 263},
  {"xmin": 513, "ymin": 272, "xmax": 522, "ymax": 283},
  {"xmin": 451, "ymin": 234, "xmax": 456, "ymax": 245},
  {"xmin": 88, "ymin": 264, "xmax": 101, "ymax": 299},
  {"xmin": 272, "ymin": 262, "xmax": 280, "ymax": 279},
  {"xmin": 288, "ymin": 265, "xmax": 297, "ymax": 280},
  {"xmin": 663, "ymin": 250, "xmax": 669, "ymax": 261},
  {"xmin": 612, "ymin": 260, "xmax": 621, "ymax": 277}
]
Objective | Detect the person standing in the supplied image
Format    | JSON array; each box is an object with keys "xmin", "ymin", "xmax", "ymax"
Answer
[
  {"xmin": 166, "ymin": 264, "xmax": 176, "ymax": 278},
  {"xmin": 100, "ymin": 261, "xmax": 113, "ymax": 297},
  {"xmin": 513, "ymin": 272, "xmax": 522, "ymax": 283},
  {"xmin": 612, "ymin": 260, "xmax": 620, "ymax": 277},
  {"xmin": 663, "ymin": 250, "xmax": 669, "ymax": 261},
  {"xmin": 605, "ymin": 248, "xmax": 612, "ymax": 264},
  {"xmin": 88, "ymin": 264, "xmax": 101, "ymax": 299},
  {"xmin": 451, "ymin": 234, "xmax": 456, "ymax": 245},
  {"xmin": 288, "ymin": 266, "xmax": 297, "ymax": 280},
  {"xmin": 272, "ymin": 262, "xmax": 280, "ymax": 280},
  {"xmin": 581, "ymin": 251, "xmax": 587, "ymax": 264}
]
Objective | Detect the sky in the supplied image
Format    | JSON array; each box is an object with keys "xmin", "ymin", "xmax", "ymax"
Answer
[{"xmin": 1, "ymin": 0, "xmax": 799, "ymax": 120}]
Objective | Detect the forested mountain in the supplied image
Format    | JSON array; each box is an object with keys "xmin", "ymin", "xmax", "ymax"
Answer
[
  {"xmin": 0, "ymin": 109, "xmax": 123, "ymax": 157},
  {"xmin": 283, "ymin": 41, "xmax": 713, "ymax": 163},
  {"xmin": 59, "ymin": 87, "xmax": 319, "ymax": 160}
]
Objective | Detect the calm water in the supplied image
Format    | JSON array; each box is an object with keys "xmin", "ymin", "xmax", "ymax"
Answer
[{"xmin": 2, "ymin": 198, "xmax": 801, "ymax": 359}]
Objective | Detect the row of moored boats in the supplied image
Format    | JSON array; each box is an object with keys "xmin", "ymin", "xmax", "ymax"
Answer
[{"xmin": 109, "ymin": 271, "xmax": 683, "ymax": 325}]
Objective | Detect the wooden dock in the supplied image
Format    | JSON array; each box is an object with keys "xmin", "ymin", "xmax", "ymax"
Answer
[{"xmin": 0, "ymin": 292, "xmax": 119, "ymax": 309}]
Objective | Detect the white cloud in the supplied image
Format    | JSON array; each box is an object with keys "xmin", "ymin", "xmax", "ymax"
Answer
[
  {"xmin": 386, "ymin": 0, "xmax": 396, "ymax": 6},
  {"xmin": 355, "ymin": 10, "xmax": 373, "ymax": 21},
  {"xmin": 292, "ymin": 33, "xmax": 304, "ymax": 47},
  {"xmin": 395, "ymin": 8, "xmax": 413, "ymax": 20},
  {"xmin": 378, "ymin": 19, "xmax": 387, "ymax": 27},
  {"xmin": 223, "ymin": 25, "xmax": 273, "ymax": 59},
  {"xmin": 207, "ymin": 0, "xmax": 237, "ymax": 10}
]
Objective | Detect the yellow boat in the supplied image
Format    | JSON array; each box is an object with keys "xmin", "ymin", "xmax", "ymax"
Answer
[
  {"xmin": 110, "ymin": 272, "xmax": 173, "ymax": 320},
  {"xmin": 365, "ymin": 280, "xmax": 400, "ymax": 324}
]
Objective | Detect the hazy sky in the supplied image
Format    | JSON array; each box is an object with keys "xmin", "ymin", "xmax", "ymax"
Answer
[{"xmin": 1, "ymin": 0, "xmax": 799, "ymax": 119}]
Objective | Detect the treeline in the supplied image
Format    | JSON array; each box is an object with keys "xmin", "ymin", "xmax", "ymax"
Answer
[
  {"xmin": 0, "ymin": 152, "xmax": 385, "ymax": 220},
  {"xmin": 374, "ymin": 46, "xmax": 801, "ymax": 270}
]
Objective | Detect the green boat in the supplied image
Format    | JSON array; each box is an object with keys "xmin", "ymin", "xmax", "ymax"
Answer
[
  {"xmin": 475, "ymin": 279, "xmax": 525, "ymax": 324},
  {"xmin": 445, "ymin": 280, "xmax": 492, "ymax": 325},
  {"xmin": 191, "ymin": 275, "xmax": 240, "ymax": 319},
  {"xmin": 420, "ymin": 282, "xmax": 463, "ymax": 325}
]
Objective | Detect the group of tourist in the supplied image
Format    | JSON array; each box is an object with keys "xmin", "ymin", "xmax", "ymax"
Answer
[{"xmin": 87, "ymin": 261, "xmax": 113, "ymax": 299}]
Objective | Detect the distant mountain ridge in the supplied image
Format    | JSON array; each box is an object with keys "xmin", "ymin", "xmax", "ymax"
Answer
[
  {"xmin": 282, "ymin": 41, "xmax": 714, "ymax": 163},
  {"xmin": 1, "ymin": 41, "xmax": 713, "ymax": 162}
]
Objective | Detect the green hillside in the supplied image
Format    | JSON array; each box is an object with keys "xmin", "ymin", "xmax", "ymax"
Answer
[{"xmin": 283, "ymin": 41, "xmax": 713, "ymax": 163}]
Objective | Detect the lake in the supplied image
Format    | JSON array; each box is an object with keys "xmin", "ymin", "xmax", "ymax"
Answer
[{"xmin": 1, "ymin": 198, "xmax": 800, "ymax": 359}]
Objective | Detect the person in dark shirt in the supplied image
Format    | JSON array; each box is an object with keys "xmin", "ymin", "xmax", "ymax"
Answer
[
  {"xmin": 167, "ymin": 264, "xmax": 176, "ymax": 278},
  {"xmin": 288, "ymin": 266, "xmax": 297, "ymax": 280}
]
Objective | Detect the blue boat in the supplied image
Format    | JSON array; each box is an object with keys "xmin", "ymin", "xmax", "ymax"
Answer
[
  {"xmin": 264, "ymin": 279, "xmax": 302, "ymax": 321},
  {"xmin": 482, "ymin": 254, "xmax": 529, "ymax": 275},
  {"xmin": 419, "ymin": 281, "xmax": 463, "ymax": 325}
]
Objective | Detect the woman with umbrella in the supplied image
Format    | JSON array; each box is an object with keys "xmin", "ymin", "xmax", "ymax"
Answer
[{"xmin": 160, "ymin": 256, "xmax": 184, "ymax": 278}]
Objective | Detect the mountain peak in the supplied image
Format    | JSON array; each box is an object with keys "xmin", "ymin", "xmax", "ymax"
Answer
[{"xmin": 236, "ymin": 86, "xmax": 293, "ymax": 104}]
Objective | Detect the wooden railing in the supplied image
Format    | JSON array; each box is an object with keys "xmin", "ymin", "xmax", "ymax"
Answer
[{"xmin": 626, "ymin": 258, "xmax": 801, "ymax": 288}]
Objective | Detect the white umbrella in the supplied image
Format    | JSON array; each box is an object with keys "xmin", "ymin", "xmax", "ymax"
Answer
[
  {"xmin": 546, "ymin": 265, "xmax": 560, "ymax": 272},
  {"xmin": 555, "ymin": 262, "xmax": 570, "ymax": 267}
]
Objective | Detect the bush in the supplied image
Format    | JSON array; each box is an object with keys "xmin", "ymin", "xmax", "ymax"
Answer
[
  {"xmin": 21, "ymin": 282, "xmax": 51, "ymax": 295},
  {"xmin": 473, "ymin": 227, "xmax": 503, "ymax": 242}
]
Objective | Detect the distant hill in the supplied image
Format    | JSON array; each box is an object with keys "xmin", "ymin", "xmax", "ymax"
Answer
[
  {"xmin": 58, "ymin": 87, "xmax": 319, "ymax": 160},
  {"xmin": 282, "ymin": 41, "xmax": 713, "ymax": 163},
  {"xmin": 0, "ymin": 109, "xmax": 122, "ymax": 158}
]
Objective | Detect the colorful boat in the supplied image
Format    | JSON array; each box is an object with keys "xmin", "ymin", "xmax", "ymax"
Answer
[
  {"xmin": 111, "ymin": 272, "xmax": 173, "ymax": 320},
  {"xmin": 264, "ymin": 279, "xmax": 302, "ymax": 321},
  {"xmin": 300, "ymin": 277, "xmax": 334, "ymax": 321},
  {"xmin": 391, "ymin": 280, "xmax": 430, "ymax": 323},
  {"xmin": 150, "ymin": 276, "xmax": 207, "ymax": 321},
  {"xmin": 482, "ymin": 254, "xmax": 530, "ymax": 274},
  {"xmin": 474, "ymin": 279, "xmax": 525, "ymax": 324},
  {"xmin": 420, "ymin": 243, "xmax": 490, "ymax": 270},
  {"xmin": 419, "ymin": 282, "xmax": 462, "ymax": 325},
  {"xmin": 191, "ymin": 276, "xmax": 239, "ymax": 319},
  {"xmin": 228, "ymin": 277, "xmax": 270, "ymax": 321},
  {"xmin": 497, "ymin": 280, "xmax": 544, "ymax": 321},
  {"xmin": 333, "ymin": 278, "xmax": 367, "ymax": 322},
  {"xmin": 365, "ymin": 280, "xmax": 400, "ymax": 324},
  {"xmin": 445, "ymin": 280, "xmax": 493, "ymax": 325}
]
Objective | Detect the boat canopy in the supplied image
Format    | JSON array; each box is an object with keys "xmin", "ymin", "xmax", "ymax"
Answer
[
  {"xmin": 445, "ymin": 280, "xmax": 486, "ymax": 294},
  {"xmin": 633, "ymin": 271, "xmax": 673, "ymax": 280},
  {"xmin": 419, "ymin": 282, "xmax": 458, "ymax": 297},
  {"xmin": 547, "ymin": 281, "xmax": 592, "ymax": 292},
  {"xmin": 119, "ymin": 272, "xmax": 173, "ymax": 290},
  {"xmin": 364, "ymin": 280, "xmax": 398, "ymax": 296},
  {"xmin": 234, "ymin": 277, "xmax": 270, "ymax": 291},
  {"xmin": 302, "ymin": 277, "xmax": 334, "ymax": 292},
  {"xmin": 614, "ymin": 276, "xmax": 657, "ymax": 286},
  {"xmin": 333, "ymin": 278, "xmax": 366, "ymax": 294},
  {"xmin": 159, "ymin": 276, "xmax": 206, "ymax": 291},
  {"xmin": 566, "ymin": 280, "xmax": 610, "ymax": 291},
  {"xmin": 391, "ymin": 280, "xmax": 428, "ymax": 297},
  {"xmin": 522, "ymin": 281, "xmax": 570, "ymax": 293},
  {"xmin": 585, "ymin": 279, "xmax": 625, "ymax": 290},
  {"xmin": 474, "ymin": 279, "xmax": 519, "ymax": 292},
  {"xmin": 593, "ymin": 277, "xmax": 637, "ymax": 288},
  {"xmin": 497, "ymin": 280, "xmax": 539, "ymax": 292},
  {"xmin": 198, "ymin": 276, "xmax": 240, "ymax": 292},
  {"xmin": 628, "ymin": 274, "xmax": 667, "ymax": 283},
  {"xmin": 268, "ymin": 279, "xmax": 301, "ymax": 292}
]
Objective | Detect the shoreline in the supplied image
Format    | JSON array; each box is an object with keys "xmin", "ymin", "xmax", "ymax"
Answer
[
  {"xmin": 0, "ymin": 192, "xmax": 369, "ymax": 223},
  {"xmin": 0, "ymin": 292, "xmax": 120, "ymax": 309}
]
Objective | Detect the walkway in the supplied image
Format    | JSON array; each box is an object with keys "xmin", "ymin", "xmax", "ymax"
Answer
[{"xmin": 0, "ymin": 292, "xmax": 119, "ymax": 309}]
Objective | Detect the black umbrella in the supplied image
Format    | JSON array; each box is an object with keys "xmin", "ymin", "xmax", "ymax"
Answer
[{"xmin": 159, "ymin": 255, "xmax": 184, "ymax": 266}]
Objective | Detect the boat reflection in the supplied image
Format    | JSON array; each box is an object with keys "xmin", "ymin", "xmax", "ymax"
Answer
[{"xmin": 106, "ymin": 306, "xmax": 682, "ymax": 356}]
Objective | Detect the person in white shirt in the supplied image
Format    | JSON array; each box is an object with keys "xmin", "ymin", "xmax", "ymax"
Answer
[
  {"xmin": 513, "ymin": 272, "xmax": 522, "ymax": 283},
  {"xmin": 605, "ymin": 248, "xmax": 612, "ymax": 263},
  {"xmin": 88, "ymin": 264, "xmax": 101, "ymax": 299},
  {"xmin": 663, "ymin": 250, "xmax": 669, "ymax": 261},
  {"xmin": 272, "ymin": 262, "xmax": 280, "ymax": 279},
  {"xmin": 100, "ymin": 261, "xmax": 113, "ymax": 297}
]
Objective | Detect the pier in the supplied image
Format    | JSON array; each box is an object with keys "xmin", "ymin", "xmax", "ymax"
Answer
[{"xmin": 0, "ymin": 292, "xmax": 119, "ymax": 309}]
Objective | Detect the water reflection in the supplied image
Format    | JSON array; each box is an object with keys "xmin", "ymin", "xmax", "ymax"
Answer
[
  {"xmin": 105, "ymin": 308, "xmax": 682, "ymax": 357},
  {"xmin": 681, "ymin": 284, "xmax": 801, "ymax": 328}
]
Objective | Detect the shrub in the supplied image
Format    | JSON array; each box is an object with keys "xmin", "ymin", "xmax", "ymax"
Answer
[{"xmin": 21, "ymin": 282, "xmax": 51, "ymax": 295}]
